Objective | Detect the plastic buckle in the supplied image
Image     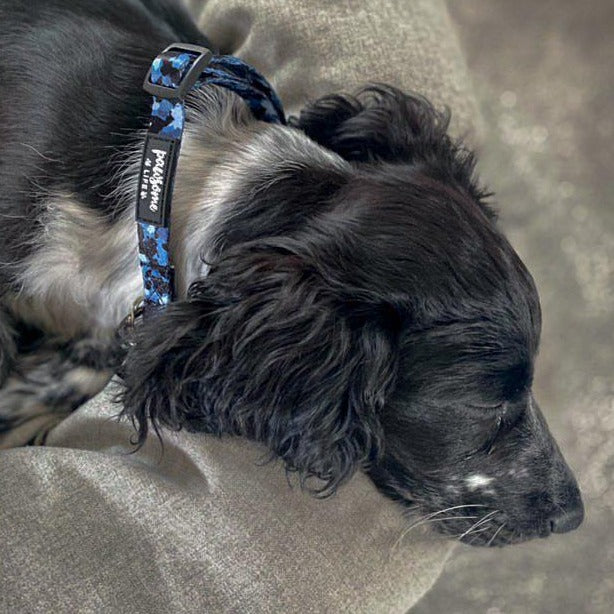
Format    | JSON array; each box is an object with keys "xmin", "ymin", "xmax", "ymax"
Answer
[{"xmin": 143, "ymin": 43, "xmax": 213, "ymax": 100}]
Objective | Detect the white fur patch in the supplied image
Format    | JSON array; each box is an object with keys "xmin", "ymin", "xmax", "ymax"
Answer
[
  {"xmin": 466, "ymin": 474, "xmax": 495, "ymax": 490},
  {"xmin": 11, "ymin": 199, "xmax": 141, "ymax": 337}
]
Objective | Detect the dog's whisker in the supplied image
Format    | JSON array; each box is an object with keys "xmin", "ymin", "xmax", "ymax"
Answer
[
  {"xmin": 398, "ymin": 504, "xmax": 486, "ymax": 537},
  {"xmin": 487, "ymin": 522, "xmax": 507, "ymax": 547},
  {"xmin": 401, "ymin": 504, "xmax": 421, "ymax": 515},
  {"xmin": 415, "ymin": 504, "xmax": 491, "ymax": 526},
  {"xmin": 410, "ymin": 503, "xmax": 490, "ymax": 523},
  {"xmin": 457, "ymin": 509, "xmax": 500, "ymax": 542},
  {"xmin": 404, "ymin": 514, "xmax": 481, "ymax": 534},
  {"xmin": 391, "ymin": 514, "xmax": 482, "ymax": 552},
  {"xmin": 391, "ymin": 504, "xmax": 491, "ymax": 552},
  {"xmin": 449, "ymin": 523, "xmax": 492, "ymax": 539}
]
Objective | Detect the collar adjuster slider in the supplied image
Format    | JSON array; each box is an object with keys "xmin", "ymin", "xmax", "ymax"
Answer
[{"xmin": 143, "ymin": 43, "xmax": 213, "ymax": 100}]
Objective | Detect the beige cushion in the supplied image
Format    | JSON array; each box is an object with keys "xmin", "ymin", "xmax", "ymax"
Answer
[
  {"xmin": 1, "ymin": 386, "xmax": 452, "ymax": 613},
  {"xmin": 188, "ymin": 0, "xmax": 480, "ymax": 138}
]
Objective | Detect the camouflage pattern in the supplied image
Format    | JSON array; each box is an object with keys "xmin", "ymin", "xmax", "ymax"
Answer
[
  {"xmin": 150, "ymin": 97, "xmax": 185, "ymax": 139},
  {"xmin": 150, "ymin": 51, "xmax": 193, "ymax": 88},
  {"xmin": 137, "ymin": 222, "xmax": 172, "ymax": 306}
]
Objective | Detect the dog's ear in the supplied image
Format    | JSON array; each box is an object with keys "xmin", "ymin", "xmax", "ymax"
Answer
[
  {"xmin": 121, "ymin": 241, "xmax": 400, "ymax": 495},
  {"xmin": 289, "ymin": 84, "xmax": 493, "ymax": 214},
  {"xmin": 289, "ymin": 84, "xmax": 447, "ymax": 164}
]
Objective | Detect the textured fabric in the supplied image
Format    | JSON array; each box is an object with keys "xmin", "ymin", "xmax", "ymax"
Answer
[
  {"xmin": 150, "ymin": 96, "xmax": 186, "ymax": 138},
  {"xmin": 200, "ymin": 55, "xmax": 285, "ymax": 124},
  {"xmin": 137, "ymin": 222, "xmax": 173, "ymax": 306},
  {"xmin": 150, "ymin": 50, "xmax": 195, "ymax": 89},
  {"xmin": 0, "ymin": 0, "xmax": 482, "ymax": 611},
  {"xmin": 186, "ymin": 0, "xmax": 482, "ymax": 140},
  {"xmin": 0, "ymin": 385, "xmax": 452, "ymax": 613}
]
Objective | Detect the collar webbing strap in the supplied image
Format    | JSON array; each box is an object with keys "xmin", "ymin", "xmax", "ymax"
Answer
[{"xmin": 135, "ymin": 43, "xmax": 285, "ymax": 312}]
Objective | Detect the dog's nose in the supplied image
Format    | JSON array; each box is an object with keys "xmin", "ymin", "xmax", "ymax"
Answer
[
  {"xmin": 549, "ymin": 490, "xmax": 584, "ymax": 534},
  {"xmin": 550, "ymin": 506, "xmax": 584, "ymax": 533}
]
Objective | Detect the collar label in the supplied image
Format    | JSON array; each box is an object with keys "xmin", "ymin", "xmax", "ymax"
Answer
[{"xmin": 136, "ymin": 135, "xmax": 177, "ymax": 225}]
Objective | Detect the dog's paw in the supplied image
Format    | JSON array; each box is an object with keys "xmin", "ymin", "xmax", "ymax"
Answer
[
  {"xmin": 0, "ymin": 341, "xmax": 114, "ymax": 435},
  {"xmin": 65, "ymin": 337, "xmax": 124, "ymax": 371}
]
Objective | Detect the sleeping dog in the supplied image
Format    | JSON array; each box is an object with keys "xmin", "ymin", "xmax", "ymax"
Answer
[{"xmin": 0, "ymin": 0, "xmax": 583, "ymax": 546}]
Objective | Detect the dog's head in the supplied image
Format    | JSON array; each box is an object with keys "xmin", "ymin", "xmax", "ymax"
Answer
[{"xmin": 121, "ymin": 85, "xmax": 583, "ymax": 546}]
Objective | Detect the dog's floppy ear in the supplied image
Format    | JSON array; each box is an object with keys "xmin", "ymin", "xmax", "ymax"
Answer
[
  {"xmin": 290, "ymin": 84, "xmax": 448, "ymax": 163},
  {"xmin": 121, "ymin": 240, "xmax": 400, "ymax": 494},
  {"xmin": 289, "ymin": 84, "xmax": 492, "ymax": 213}
]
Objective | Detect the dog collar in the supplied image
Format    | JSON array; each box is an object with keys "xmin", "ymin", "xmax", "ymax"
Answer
[{"xmin": 135, "ymin": 43, "xmax": 285, "ymax": 313}]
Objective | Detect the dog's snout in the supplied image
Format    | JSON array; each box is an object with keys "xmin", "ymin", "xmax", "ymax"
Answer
[
  {"xmin": 522, "ymin": 397, "xmax": 584, "ymax": 536},
  {"xmin": 549, "ymin": 483, "xmax": 584, "ymax": 534},
  {"xmin": 550, "ymin": 505, "xmax": 584, "ymax": 534}
]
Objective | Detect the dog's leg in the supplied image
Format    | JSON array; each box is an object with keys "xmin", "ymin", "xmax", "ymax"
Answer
[{"xmin": 0, "ymin": 337, "xmax": 120, "ymax": 436}]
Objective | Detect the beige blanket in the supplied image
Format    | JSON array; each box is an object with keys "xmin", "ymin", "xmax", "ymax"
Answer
[{"xmin": 0, "ymin": 1, "xmax": 479, "ymax": 611}]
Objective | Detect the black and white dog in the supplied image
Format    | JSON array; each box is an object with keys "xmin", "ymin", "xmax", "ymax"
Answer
[{"xmin": 0, "ymin": 0, "xmax": 583, "ymax": 546}]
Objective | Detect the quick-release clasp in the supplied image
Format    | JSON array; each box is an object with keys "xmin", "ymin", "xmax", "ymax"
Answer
[{"xmin": 143, "ymin": 43, "xmax": 213, "ymax": 99}]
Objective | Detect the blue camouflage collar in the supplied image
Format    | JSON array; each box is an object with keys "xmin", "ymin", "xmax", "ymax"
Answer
[{"xmin": 135, "ymin": 43, "xmax": 285, "ymax": 315}]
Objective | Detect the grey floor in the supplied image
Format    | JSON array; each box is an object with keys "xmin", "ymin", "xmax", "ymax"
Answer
[{"xmin": 413, "ymin": 1, "xmax": 614, "ymax": 612}]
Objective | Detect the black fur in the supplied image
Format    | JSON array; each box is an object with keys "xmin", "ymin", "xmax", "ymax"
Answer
[
  {"xmin": 0, "ymin": 0, "xmax": 583, "ymax": 546},
  {"xmin": 0, "ymin": 0, "xmax": 210, "ymax": 286},
  {"xmin": 0, "ymin": 310, "xmax": 17, "ymax": 386}
]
